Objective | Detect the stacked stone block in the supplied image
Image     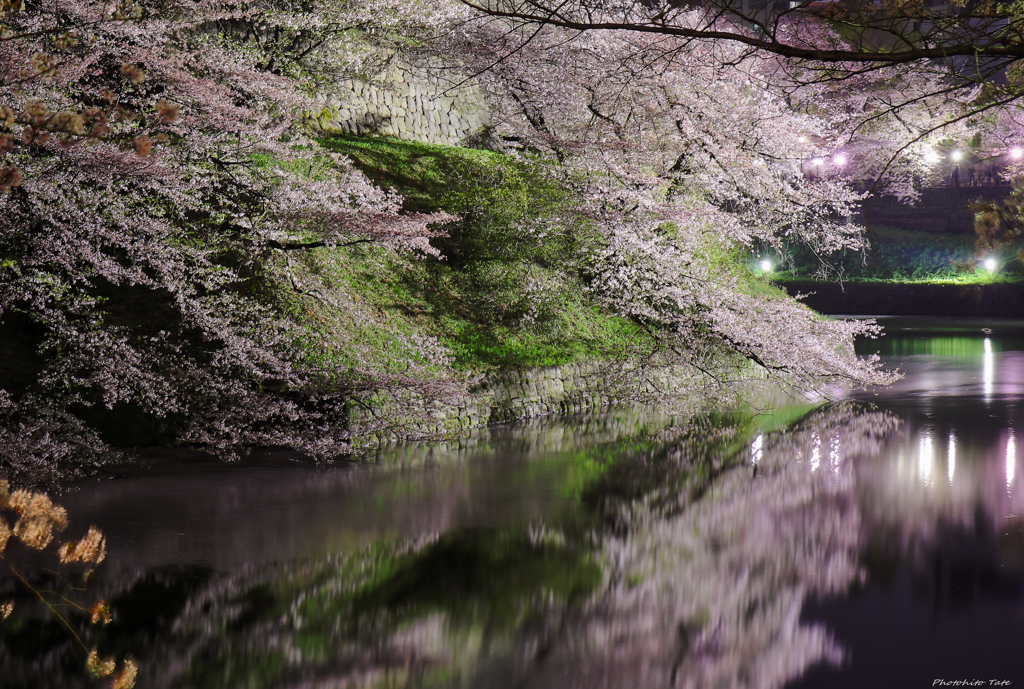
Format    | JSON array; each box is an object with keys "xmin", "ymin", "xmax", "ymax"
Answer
[
  {"xmin": 347, "ymin": 361, "xmax": 717, "ymax": 449},
  {"xmin": 308, "ymin": 63, "xmax": 491, "ymax": 146}
]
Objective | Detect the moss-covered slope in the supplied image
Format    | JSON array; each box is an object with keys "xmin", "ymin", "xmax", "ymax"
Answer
[{"xmin": 278, "ymin": 135, "xmax": 647, "ymax": 373}]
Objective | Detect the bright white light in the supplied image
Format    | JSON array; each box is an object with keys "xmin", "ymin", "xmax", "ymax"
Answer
[
  {"xmin": 1012, "ymin": 147, "xmax": 1023, "ymax": 160},
  {"xmin": 984, "ymin": 257, "xmax": 997, "ymax": 272},
  {"xmin": 760, "ymin": 259, "xmax": 772, "ymax": 272},
  {"xmin": 924, "ymin": 150, "xmax": 941, "ymax": 164},
  {"xmin": 811, "ymin": 157, "xmax": 825, "ymax": 167},
  {"xmin": 952, "ymin": 150, "xmax": 964, "ymax": 162},
  {"xmin": 948, "ymin": 432, "xmax": 956, "ymax": 484},
  {"xmin": 833, "ymin": 153, "xmax": 848, "ymax": 166},
  {"xmin": 798, "ymin": 136, "xmax": 808, "ymax": 143},
  {"xmin": 919, "ymin": 431, "xmax": 933, "ymax": 486},
  {"xmin": 1009, "ymin": 432, "xmax": 1017, "ymax": 491},
  {"xmin": 751, "ymin": 434, "xmax": 763, "ymax": 465},
  {"xmin": 984, "ymin": 337, "xmax": 994, "ymax": 402}
]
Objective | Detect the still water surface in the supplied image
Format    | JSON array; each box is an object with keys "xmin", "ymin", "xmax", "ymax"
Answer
[{"xmin": 4, "ymin": 317, "xmax": 1024, "ymax": 688}]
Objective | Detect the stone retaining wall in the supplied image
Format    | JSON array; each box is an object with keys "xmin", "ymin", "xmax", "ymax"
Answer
[
  {"xmin": 348, "ymin": 360, "xmax": 718, "ymax": 449},
  {"xmin": 206, "ymin": 22, "xmax": 492, "ymax": 146},
  {"xmin": 306, "ymin": 61, "xmax": 491, "ymax": 147}
]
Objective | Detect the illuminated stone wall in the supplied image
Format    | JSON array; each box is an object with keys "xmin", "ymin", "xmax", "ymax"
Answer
[
  {"xmin": 347, "ymin": 360, "xmax": 722, "ymax": 448},
  {"xmin": 307, "ymin": 61, "xmax": 491, "ymax": 146}
]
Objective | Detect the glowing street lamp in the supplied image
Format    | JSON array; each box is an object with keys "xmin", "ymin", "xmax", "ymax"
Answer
[
  {"xmin": 952, "ymin": 150, "xmax": 964, "ymax": 162},
  {"xmin": 760, "ymin": 259, "xmax": 773, "ymax": 272},
  {"xmin": 811, "ymin": 157, "xmax": 825, "ymax": 167},
  {"xmin": 1012, "ymin": 147, "xmax": 1023, "ymax": 160},
  {"xmin": 984, "ymin": 257, "xmax": 998, "ymax": 272},
  {"xmin": 833, "ymin": 152, "xmax": 848, "ymax": 167}
]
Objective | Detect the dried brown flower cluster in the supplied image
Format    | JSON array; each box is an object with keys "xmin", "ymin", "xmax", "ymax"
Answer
[
  {"xmin": 58, "ymin": 525, "xmax": 107, "ymax": 565},
  {"xmin": 0, "ymin": 479, "xmax": 108, "ymax": 627},
  {"xmin": 86, "ymin": 648, "xmax": 117, "ymax": 677},
  {"xmin": 90, "ymin": 600, "xmax": 113, "ymax": 624},
  {"xmin": 0, "ymin": 480, "xmax": 131, "ymax": 687},
  {"xmin": 0, "ymin": 480, "xmax": 69, "ymax": 550},
  {"xmin": 111, "ymin": 660, "xmax": 138, "ymax": 689},
  {"xmin": 87, "ymin": 647, "xmax": 137, "ymax": 687}
]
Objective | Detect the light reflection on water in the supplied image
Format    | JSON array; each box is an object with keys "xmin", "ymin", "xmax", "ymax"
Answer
[
  {"xmin": 1009, "ymin": 432, "xmax": 1017, "ymax": 494},
  {"xmin": 985, "ymin": 337, "xmax": 994, "ymax": 401},
  {"xmin": 6, "ymin": 318, "xmax": 1024, "ymax": 688},
  {"xmin": 948, "ymin": 431, "xmax": 956, "ymax": 484},
  {"xmin": 917, "ymin": 429, "xmax": 933, "ymax": 486},
  {"xmin": 791, "ymin": 317, "xmax": 1024, "ymax": 688}
]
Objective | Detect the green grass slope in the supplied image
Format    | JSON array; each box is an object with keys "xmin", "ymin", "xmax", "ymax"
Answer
[{"xmin": 279, "ymin": 135, "xmax": 647, "ymax": 373}]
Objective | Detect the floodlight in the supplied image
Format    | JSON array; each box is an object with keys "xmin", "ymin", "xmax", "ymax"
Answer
[
  {"xmin": 952, "ymin": 150, "xmax": 963, "ymax": 162},
  {"xmin": 984, "ymin": 258, "xmax": 997, "ymax": 272},
  {"xmin": 760, "ymin": 259, "xmax": 772, "ymax": 272},
  {"xmin": 1012, "ymin": 147, "xmax": 1023, "ymax": 160},
  {"xmin": 811, "ymin": 157, "xmax": 825, "ymax": 167},
  {"xmin": 833, "ymin": 153, "xmax": 848, "ymax": 166}
]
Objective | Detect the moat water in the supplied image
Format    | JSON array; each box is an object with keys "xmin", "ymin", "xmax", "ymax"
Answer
[{"xmin": 4, "ymin": 317, "xmax": 1024, "ymax": 688}]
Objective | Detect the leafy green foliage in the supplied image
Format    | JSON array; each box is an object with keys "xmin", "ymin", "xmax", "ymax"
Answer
[
  {"xmin": 774, "ymin": 225, "xmax": 1019, "ymax": 283},
  {"xmin": 304, "ymin": 135, "xmax": 646, "ymax": 371}
]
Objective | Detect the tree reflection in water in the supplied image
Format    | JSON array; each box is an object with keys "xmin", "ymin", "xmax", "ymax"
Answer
[
  {"xmin": 0, "ymin": 403, "xmax": 905, "ymax": 689},
  {"xmin": 519, "ymin": 404, "xmax": 900, "ymax": 689}
]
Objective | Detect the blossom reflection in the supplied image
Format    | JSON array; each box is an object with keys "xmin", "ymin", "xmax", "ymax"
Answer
[{"xmin": 596, "ymin": 403, "xmax": 898, "ymax": 689}]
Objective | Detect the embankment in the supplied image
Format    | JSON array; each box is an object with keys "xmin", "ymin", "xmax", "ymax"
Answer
[
  {"xmin": 347, "ymin": 359, "xmax": 789, "ymax": 449},
  {"xmin": 348, "ymin": 360, "xmax": 707, "ymax": 447},
  {"xmin": 778, "ymin": 280, "xmax": 1024, "ymax": 317}
]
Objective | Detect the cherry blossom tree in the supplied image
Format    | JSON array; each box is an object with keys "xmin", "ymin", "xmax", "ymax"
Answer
[
  {"xmin": 0, "ymin": 0, "xmax": 458, "ymax": 480},
  {"xmin": 0, "ymin": 0, "xmax": 919, "ymax": 479},
  {"xmin": 452, "ymin": 0, "xmax": 1024, "ymax": 76},
  {"xmin": 445, "ymin": 0, "xmax": 1024, "ymax": 205},
  {"xmin": 402, "ymin": 11, "xmax": 904, "ymax": 393}
]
